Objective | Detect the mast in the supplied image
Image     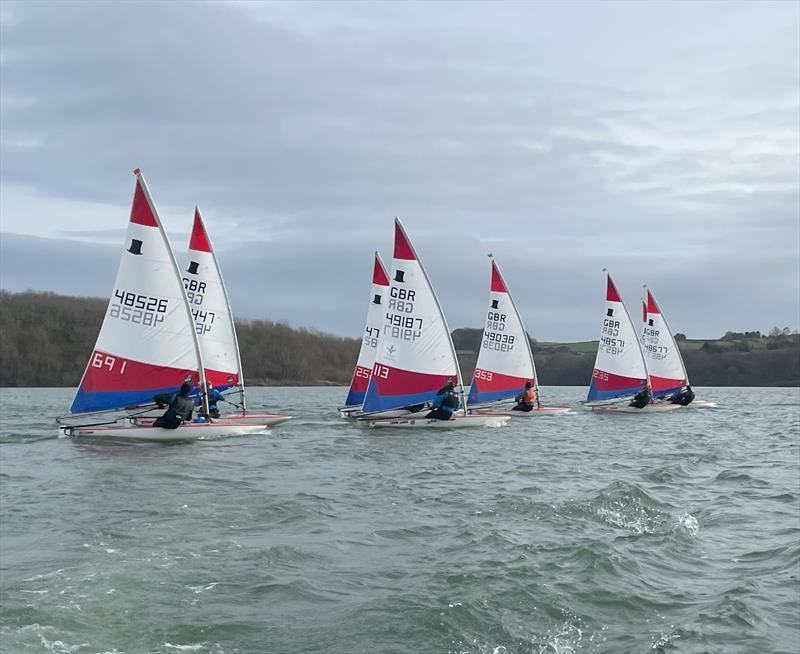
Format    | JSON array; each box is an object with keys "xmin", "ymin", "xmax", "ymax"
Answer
[
  {"xmin": 135, "ymin": 169, "xmax": 210, "ymax": 417},
  {"xmin": 194, "ymin": 207, "xmax": 247, "ymax": 412}
]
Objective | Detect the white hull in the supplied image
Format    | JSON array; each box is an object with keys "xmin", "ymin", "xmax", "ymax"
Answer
[
  {"xmin": 62, "ymin": 421, "xmax": 267, "ymax": 441},
  {"xmin": 654, "ymin": 399, "xmax": 717, "ymax": 409},
  {"xmin": 132, "ymin": 413, "xmax": 291, "ymax": 428},
  {"xmin": 367, "ymin": 414, "xmax": 509, "ymax": 429},
  {"xmin": 585, "ymin": 402, "xmax": 682, "ymax": 414},
  {"xmin": 217, "ymin": 412, "xmax": 292, "ymax": 426},
  {"xmin": 350, "ymin": 407, "xmax": 425, "ymax": 420},
  {"xmin": 681, "ymin": 399, "xmax": 717, "ymax": 408},
  {"xmin": 339, "ymin": 405, "xmax": 362, "ymax": 418},
  {"xmin": 472, "ymin": 405, "xmax": 572, "ymax": 417}
]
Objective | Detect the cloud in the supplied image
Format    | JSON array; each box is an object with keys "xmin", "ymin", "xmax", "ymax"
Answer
[{"xmin": 0, "ymin": 0, "xmax": 797, "ymax": 340}]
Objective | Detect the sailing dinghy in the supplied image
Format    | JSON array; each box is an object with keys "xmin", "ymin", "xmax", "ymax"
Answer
[
  {"xmin": 339, "ymin": 252, "xmax": 390, "ymax": 418},
  {"xmin": 133, "ymin": 209, "xmax": 291, "ymax": 427},
  {"xmin": 360, "ymin": 219, "xmax": 508, "ymax": 429},
  {"xmin": 584, "ymin": 273, "xmax": 680, "ymax": 413},
  {"xmin": 642, "ymin": 288, "xmax": 716, "ymax": 408},
  {"xmin": 467, "ymin": 259, "xmax": 570, "ymax": 416},
  {"xmin": 58, "ymin": 170, "xmax": 268, "ymax": 441}
]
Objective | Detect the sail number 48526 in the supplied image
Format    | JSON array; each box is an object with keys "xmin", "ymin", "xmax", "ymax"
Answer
[{"xmin": 110, "ymin": 289, "xmax": 167, "ymax": 327}]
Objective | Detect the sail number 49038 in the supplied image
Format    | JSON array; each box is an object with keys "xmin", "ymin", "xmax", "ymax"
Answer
[{"xmin": 110, "ymin": 289, "xmax": 167, "ymax": 327}]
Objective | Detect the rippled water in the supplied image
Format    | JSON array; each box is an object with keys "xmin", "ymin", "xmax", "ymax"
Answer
[{"xmin": 0, "ymin": 386, "xmax": 798, "ymax": 654}]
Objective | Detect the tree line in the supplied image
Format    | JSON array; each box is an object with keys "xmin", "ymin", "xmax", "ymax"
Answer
[
  {"xmin": 1, "ymin": 290, "xmax": 798, "ymax": 387},
  {"xmin": 0, "ymin": 290, "xmax": 359, "ymax": 387},
  {"xmin": 453, "ymin": 328, "xmax": 800, "ymax": 387}
]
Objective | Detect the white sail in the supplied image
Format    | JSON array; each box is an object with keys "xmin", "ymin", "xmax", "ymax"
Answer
[
  {"xmin": 587, "ymin": 273, "xmax": 648, "ymax": 403},
  {"xmin": 182, "ymin": 208, "xmax": 243, "ymax": 403},
  {"xmin": 69, "ymin": 169, "xmax": 204, "ymax": 415},
  {"xmin": 642, "ymin": 288, "xmax": 688, "ymax": 397},
  {"xmin": 361, "ymin": 218, "xmax": 462, "ymax": 413},
  {"xmin": 468, "ymin": 259, "xmax": 535, "ymax": 405},
  {"xmin": 344, "ymin": 252, "xmax": 390, "ymax": 408}
]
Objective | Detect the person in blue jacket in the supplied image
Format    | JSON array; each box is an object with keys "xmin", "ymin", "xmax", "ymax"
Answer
[
  {"xmin": 195, "ymin": 380, "xmax": 226, "ymax": 419},
  {"xmin": 426, "ymin": 379, "xmax": 461, "ymax": 420}
]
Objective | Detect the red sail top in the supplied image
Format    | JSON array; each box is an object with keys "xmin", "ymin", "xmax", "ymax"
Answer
[
  {"xmin": 129, "ymin": 174, "xmax": 158, "ymax": 227},
  {"xmin": 372, "ymin": 253, "xmax": 390, "ymax": 286},
  {"xmin": 606, "ymin": 274, "xmax": 622, "ymax": 303},
  {"xmin": 490, "ymin": 260, "xmax": 508, "ymax": 293},
  {"xmin": 646, "ymin": 289, "xmax": 662, "ymax": 315},
  {"xmin": 642, "ymin": 300, "xmax": 647, "ymax": 322},
  {"xmin": 393, "ymin": 219, "xmax": 416, "ymax": 261},
  {"xmin": 189, "ymin": 208, "xmax": 213, "ymax": 253}
]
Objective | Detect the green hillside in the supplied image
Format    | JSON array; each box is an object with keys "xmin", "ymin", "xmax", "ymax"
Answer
[{"xmin": 1, "ymin": 290, "xmax": 798, "ymax": 387}]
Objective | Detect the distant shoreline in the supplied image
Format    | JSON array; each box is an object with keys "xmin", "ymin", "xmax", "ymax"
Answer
[{"xmin": 1, "ymin": 290, "xmax": 798, "ymax": 388}]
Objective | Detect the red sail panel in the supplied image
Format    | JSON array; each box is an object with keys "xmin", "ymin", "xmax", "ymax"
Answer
[
  {"xmin": 490, "ymin": 261, "xmax": 508, "ymax": 293},
  {"xmin": 606, "ymin": 274, "xmax": 622, "ymax": 303},
  {"xmin": 393, "ymin": 220, "xmax": 416, "ymax": 260},
  {"xmin": 129, "ymin": 177, "xmax": 158, "ymax": 227},
  {"xmin": 189, "ymin": 208, "xmax": 213, "ymax": 253}
]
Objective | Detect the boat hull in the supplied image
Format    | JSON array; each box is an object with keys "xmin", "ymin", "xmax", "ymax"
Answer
[
  {"xmin": 215, "ymin": 413, "xmax": 292, "ymax": 426},
  {"xmin": 346, "ymin": 407, "xmax": 426, "ymax": 420},
  {"xmin": 366, "ymin": 414, "xmax": 509, "ymax": 429},
  {"xmin": 339, "ymin": 405, "xmax": 363, "ymax": 418},
  {"xmin": 472, "ymin": 405, "xmax": 572, "ymax": 417},
  {"xmin": 655, "ymin": 399, "xmax": 718, "ymax": 409},
  {"xmin": 585, "ymin": 402, "xmax": 682, "ymax": 414},
  {"xmin": 62, "ymin": 421, "xmax": 267, "ymax": 441},
  {"xmin": 132, "ymin": 413, "xmax": 291, "ymax": 428},
  {"xmin": 681, "ymin": 400, "xmax": 717, "ymax": 408}
]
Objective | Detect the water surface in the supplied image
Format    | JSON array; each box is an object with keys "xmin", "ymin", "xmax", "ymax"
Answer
[{"xmin": 1, "ymin": 386, "xmax": 798, "ymax": 653}]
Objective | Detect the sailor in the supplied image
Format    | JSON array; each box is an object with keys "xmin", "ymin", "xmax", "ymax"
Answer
[
  {"xmin": 512, "ymin": 381, "xmax": 537, "ymax": 412},
  {"xmin": 195, "ymin": 380, "xmax": 226, "ymax": 419},
  {"xmin": 629, "ymin": 383, "xmax": 652, "ymax": 409},
  {"xmin": 153, "ymin": 382, "xmax": 194, "ymax": 429},
  {"xmin": 669, "ymin": 385, "xmax": 695, "ymax": 406},
  {"xmin": 426, "ymin": 379, "xmax": 461, "ymax": 420}
]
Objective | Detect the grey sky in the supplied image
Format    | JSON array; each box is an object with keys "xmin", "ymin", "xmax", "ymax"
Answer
[{"xmin": 1, "ymin": 0, "xmax": 798, "ymax": 340}]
